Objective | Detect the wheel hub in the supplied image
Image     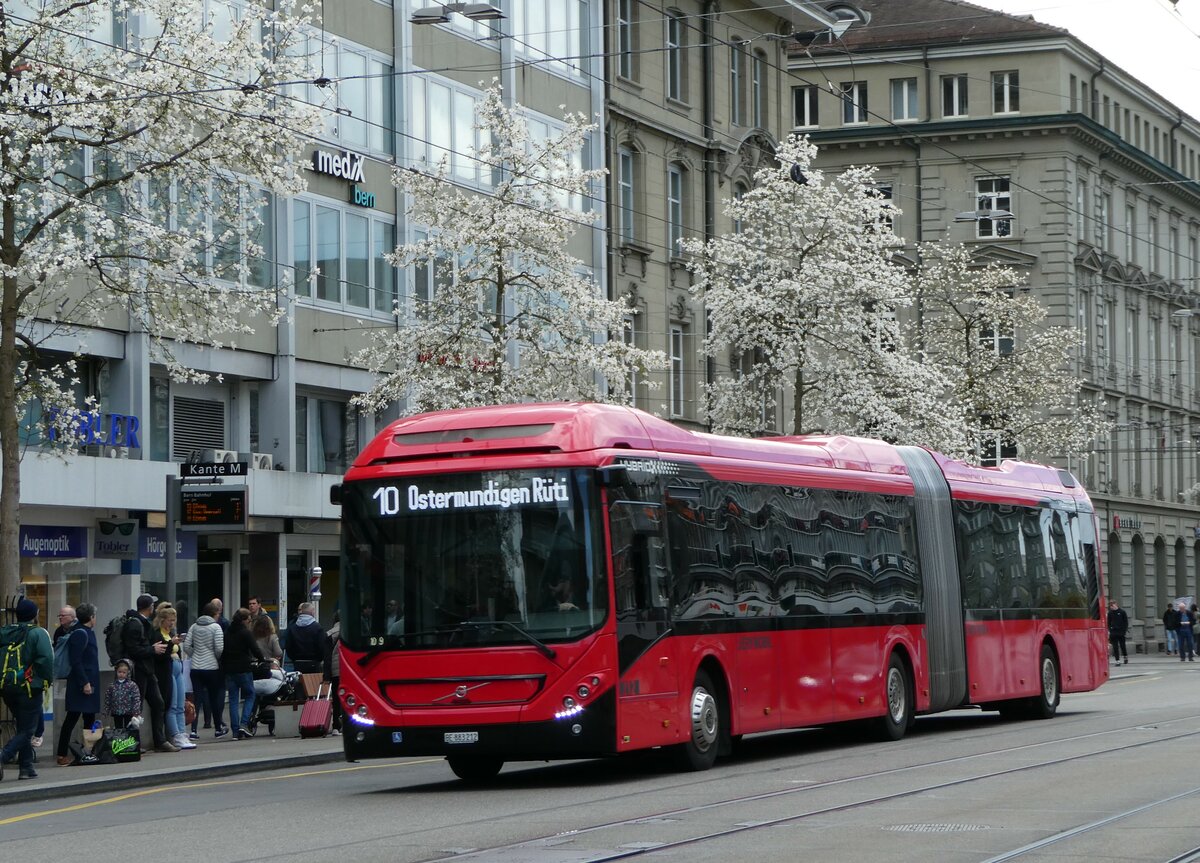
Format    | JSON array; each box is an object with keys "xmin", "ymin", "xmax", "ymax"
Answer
[
  {"xmin": 689, "ymin": 687, "xmax": 718, "ymax": 753},
  {"xmin": 887, "ymin": 666, "xmax": 906, "ymax": 723}
]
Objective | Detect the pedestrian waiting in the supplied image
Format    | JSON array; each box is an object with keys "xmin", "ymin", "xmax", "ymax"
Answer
[{"xmin": 55, "ymin": 603, "xmax": 101, "ymax": 766}]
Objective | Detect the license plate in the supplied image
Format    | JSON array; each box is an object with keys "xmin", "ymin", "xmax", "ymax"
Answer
[{"xmin": 444, "ymin": 731, "xmax": 479, "ymax": 744}]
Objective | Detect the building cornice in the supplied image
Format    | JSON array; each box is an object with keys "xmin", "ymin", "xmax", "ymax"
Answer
[{"xmin": 805, "ymin": 113, "xmax": 1200, "ymax": 209}]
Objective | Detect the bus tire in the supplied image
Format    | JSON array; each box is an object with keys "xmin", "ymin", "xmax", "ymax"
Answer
[
  {"xmin": 877, "ymin": 654, "xmax": 913, "ymax": 741},
  {"xmin": 672, "ymin": 670, "xmax": 722, "ymax": 771},
  {"xmin": 447, "ymin": 755, "xmax": 504, "ymax": 782},
  {"xmin": 1028, "ymin": 644, "xmax": 1060, "ymax": 720}
]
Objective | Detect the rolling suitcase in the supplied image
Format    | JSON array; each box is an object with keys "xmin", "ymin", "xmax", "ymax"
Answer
[{"xmin": 300, "ymin": 682, "xmax": 333, "ymax": 738}]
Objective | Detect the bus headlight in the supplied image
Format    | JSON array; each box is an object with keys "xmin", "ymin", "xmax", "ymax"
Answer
[{"xmin": 576, "ymin": 684, "xmax": 590, "ymax": 699}]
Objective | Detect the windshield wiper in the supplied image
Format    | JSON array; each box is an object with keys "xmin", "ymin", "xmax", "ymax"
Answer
[{"xmin": 460, "ymin": 619, "xmax": 557, "ymax": 660}]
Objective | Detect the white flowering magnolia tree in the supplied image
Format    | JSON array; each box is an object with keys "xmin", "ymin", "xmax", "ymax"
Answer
[
  {"xmin": 351, "ymin": 85, "xmax": 666, "ymax": 415},
  {"xmin": 0, "ymin": 0, "xmax": 324, "ymax": 598},
  {"xmin": 910, "ymin": 243, "xmax": 1108, "ymax": 465},
  {"xmin": 684, "ymin": 135, "xmax": 964, "ymax": 448}
]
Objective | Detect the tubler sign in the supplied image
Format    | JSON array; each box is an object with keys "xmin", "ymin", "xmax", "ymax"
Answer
[
  {"xmin": 1112, "ymin": 514, "xmax": 1144, "ymax": 532},
  {"xmin": 94, "ymin": 518, "xmax": 140, "ymax": 560}
]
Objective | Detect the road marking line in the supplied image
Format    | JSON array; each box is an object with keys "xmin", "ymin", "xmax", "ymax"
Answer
[{"xmin": 0, "ymin": 758, "xmax": 441, "ymax": 826}]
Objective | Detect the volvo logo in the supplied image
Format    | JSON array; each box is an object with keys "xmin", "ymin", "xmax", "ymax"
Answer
[
  {"xmin": 455, "ymin": 685, "xmax": 469, "ymax": 699},
  {"xmin": 433, "ymin": 681, "xmax": 492, "ymax": 703}
]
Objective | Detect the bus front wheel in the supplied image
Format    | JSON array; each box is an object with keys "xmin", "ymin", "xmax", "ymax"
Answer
[
  {"xmin": 447, "ymin": 755, "xmax": 504, "ymax": 782},
  {"xmin": 672, "ymin": 670, "xmax": 723, "ymax": 771},
  {"xmin": 877, "ymin": 654, "xmax": 913, "ymax": 741}
]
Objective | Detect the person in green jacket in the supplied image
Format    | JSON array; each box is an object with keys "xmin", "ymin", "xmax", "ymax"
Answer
[{"xmin": 1, "ymin": 598, "xmax": 54, "ymax": 780}]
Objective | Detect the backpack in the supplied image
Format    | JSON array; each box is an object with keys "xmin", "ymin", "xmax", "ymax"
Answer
[
  {"xmin": 54, "ymin": 629, "xmax": 76, "ymax": 679},
  {"xmin": 1, "ymin": 625, "xmax": 30, "ymax": 690},
  {"xmin": 103, "ymin": 615, "xmax": 129, "ymax": 667}
]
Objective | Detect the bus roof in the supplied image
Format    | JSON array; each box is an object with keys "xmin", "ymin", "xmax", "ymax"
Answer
[{"xmin": 351, "ymin": 402, "xmax": 1086, "ymax": 502}]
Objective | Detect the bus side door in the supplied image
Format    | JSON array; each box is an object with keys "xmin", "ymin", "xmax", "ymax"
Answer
[{"xmin": 611, "ymin": 500, "xmax": 679, "ymax": 751}]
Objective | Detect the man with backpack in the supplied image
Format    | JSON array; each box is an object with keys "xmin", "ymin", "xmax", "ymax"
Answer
[
  {"xmin": 119, "ymin": 594, "xmax": 178, "ymax": 753},
  {"xmin": 0, "ymin": 597, "xmax": 54, "ymax": 780}
]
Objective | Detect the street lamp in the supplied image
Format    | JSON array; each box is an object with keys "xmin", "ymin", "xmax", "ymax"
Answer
[{"xmin": 410, "ymin": 2, "xmax": 504, "ymax": 25}]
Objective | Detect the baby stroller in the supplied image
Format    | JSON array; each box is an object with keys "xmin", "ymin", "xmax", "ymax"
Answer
[{"xmin": 247, "ymin": 669, "xmax": 301, "ymax": 737}]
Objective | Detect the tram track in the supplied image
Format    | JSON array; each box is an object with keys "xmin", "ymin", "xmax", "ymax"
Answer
[{"xmin": 416, "ymin": 714, "xmax": 1200, "ymax": 863}]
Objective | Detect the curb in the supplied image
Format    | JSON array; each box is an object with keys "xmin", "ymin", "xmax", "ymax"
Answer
[{"xmin": 0, "ymin": 749, "xmax": 345, "ymax": 808}]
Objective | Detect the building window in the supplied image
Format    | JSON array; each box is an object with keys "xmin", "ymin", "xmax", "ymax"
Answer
[
  {"xmin": 752, "ymin": 51, "xmax": 766, "ymax": 128},
  {"xmin": 1149, "ymin": 215, "xmax": 1159, "ymax": 273},
  {"xmin": 1076, "ymin": 178, "xmax": 1087, "ymax": 241},
  {"xmin": 793, "ymin": 85, "xmax": 818, "ymax": 128},
  {"xmin": 292, "ymin": 199, "xmax": 397, "ymax": 312},
  {"xmin": 669, "ymin": 324, "xmax": 685, "ymax": 417},
  {"xmin": 512, "ymin": 0, "xmax": 589, "ymax": 78},
  {"xmin": 288, "ymin": 33, "xmax": 393, "ymax": 154},
  {"xmin": 975, "ymin": 176, "xmax": 1012, "ymax": 238},
  {"xmin": 1099, "ymin": 192, "xmax": 1111, "ymax": 249},
  {"xmin": 729, "ymin": 43, "xmax": 744, "ymax": 126},
  {"xmin": 1125, "ymin": 203, "xmax": 1135, "ymax": 261},
  {"xmin": 623, "ymin": 313, "xmax": 639, "ymax": 401},
  {"xmin": 841, "ymin": 80, "xmax": 867, "ymax": 125},
  {"xmin": 992, "ymin": 70, "xmax": 1019, "ymax": 114},
  {"xmin": 942, "ymin": 74, "xmax": 968, "ymax": 118},
  {"xmin": 410, "ymin": 76, "xmax": 488, "ymax": 186},
  {"xmin": 979, "ymin": 432, "xmax": 1018, "ymax": 467},
  {"xmin": 1170, "ymin": 226, "xmax": 1180, "ymax": 281},
  {"xmin": 874, "ymin": 183, "xmax": 894, "ymax": 230},
  {"xmin": 296, "ymin": 395, "xmax": 359, "ymax": 475},
  {"xmin": 667, "ymin": 163, "xmax": 685, "ymax": 255},
  {"xmin": 890, "ymin": 77, "xmax": 918, "ymax": 121},
  {"xmin": 1078, "ymin": 288, "xmax": 1092, "ymax": 359},
  {"xmin": 617, "ymin": 146, "xmax": 635, "ymax": 243},
  {"xmin": 666, "ymin": 11, "xmax": 685, "ymax": 101},
  {"xmin": 617, "ymin": 0, "xmax": 634, "ymax": 79},
  {"xmin": 732, "ymin": 182, "xmax": 748, "ymax": 234}
]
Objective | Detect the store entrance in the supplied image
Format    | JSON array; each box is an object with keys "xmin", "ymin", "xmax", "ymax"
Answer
[{"xmin": 198, "ymin": 561, "xmax": 226, "ymax": 615}]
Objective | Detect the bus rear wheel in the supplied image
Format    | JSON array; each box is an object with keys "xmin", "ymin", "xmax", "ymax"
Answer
[
  {"xmin": 447, "ymin": 755, "xmax": 504, "ymax": 782},
  {"xmin": 672, "ymin": 670, "xmax": 723, "ymax": 771},
  {"xmin": 877, "ymin": 654, "xmax": 913, "ymax": 741},
  {"xmin": 1028, "ymin": 645, "xmax": 1060, "ymax": 719}
]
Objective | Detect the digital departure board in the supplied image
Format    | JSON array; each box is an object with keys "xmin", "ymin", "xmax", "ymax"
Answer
[{"xmin": 180, "ymin": 486, "xmax": 247, "ymax": 529}]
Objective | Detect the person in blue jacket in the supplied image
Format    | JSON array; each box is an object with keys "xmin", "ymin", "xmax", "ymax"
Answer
[{"xmin": 55, "ymin": 603, "xmax": 101, "ymax": 766}]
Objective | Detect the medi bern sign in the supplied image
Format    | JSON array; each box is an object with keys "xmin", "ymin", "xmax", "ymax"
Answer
[{"xmin": 311, "ymin": 147, "xmax": 376, "ymax": 208}]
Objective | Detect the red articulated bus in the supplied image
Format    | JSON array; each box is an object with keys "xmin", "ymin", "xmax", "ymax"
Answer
[{"xmin": 331, "ymin": 403, "xmax": 1109, "ymax": 781}]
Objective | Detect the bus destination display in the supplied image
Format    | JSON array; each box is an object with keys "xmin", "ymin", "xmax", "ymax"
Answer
[{"xmin": 181, "ymin": 486, "xmax": 246, "ymax": 528}]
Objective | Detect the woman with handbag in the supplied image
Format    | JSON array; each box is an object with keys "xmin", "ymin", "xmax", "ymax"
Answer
[
  {"xmin": 222, "ymin": 608, "xmax": 268, "ymax": 740},
  {"xmin": 252, "ymin": 614, "xmax": 283, "ymax": 667}
]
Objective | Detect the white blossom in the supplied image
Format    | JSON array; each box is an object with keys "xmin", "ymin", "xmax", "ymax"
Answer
[
  {"xmin": 351, "ymin": 84, "xmax": 666, "ymax": 415},
  {"xmin": 684, "ymin": 135, "xmax": 962, "ymax": 444},
  {"xmin": 0, "ymin": 0, "xmax": 325, "ymax": 597},
  {"xmin": 909, "ymin": 242, "xmax": 1109, "ymax": 464}
]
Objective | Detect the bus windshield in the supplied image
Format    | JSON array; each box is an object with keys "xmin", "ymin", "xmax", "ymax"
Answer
[{"xmin": 339, "ymin": 467, "xmax": 606, "ymax": 651}]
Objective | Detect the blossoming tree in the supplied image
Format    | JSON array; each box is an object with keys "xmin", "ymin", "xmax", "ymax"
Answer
[
  {"xmin": 0, "ymin": 0, "xmax": 323, "ymax": 597},
  {"xmin": 351, "ymin": 85, "xmax": 666, "ymax": 414},
  {"xmin": 910, "ymin": 242, "xmax": 1108, "ymax": 465},
  {"xmin": 683, "ymin": 135, "xmax": 963, "ymax": 449}
]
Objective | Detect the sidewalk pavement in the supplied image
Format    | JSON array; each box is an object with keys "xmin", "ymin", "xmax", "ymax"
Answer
[{"xmin": 0, "ymin": 724, "xmax": 345, "ymax": 807}]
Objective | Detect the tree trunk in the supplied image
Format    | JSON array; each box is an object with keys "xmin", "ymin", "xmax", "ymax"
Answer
[
  {"xmin": 791, "ymin": 368, "xmax": 804, "ymax": 435},
  {"xmin": 0, "ymin": 271, "xmax": 21, "ymax": 600}
]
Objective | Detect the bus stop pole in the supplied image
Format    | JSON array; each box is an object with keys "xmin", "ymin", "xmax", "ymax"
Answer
[{"xmin": 166, "ymin": 475, "xmax": 180, "ymax": 603}]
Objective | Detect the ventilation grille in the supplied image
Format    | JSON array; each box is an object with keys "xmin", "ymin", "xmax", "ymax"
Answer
[{"xmin": 172, "ymin": 397, "xmax": 226, "ymax": 461}]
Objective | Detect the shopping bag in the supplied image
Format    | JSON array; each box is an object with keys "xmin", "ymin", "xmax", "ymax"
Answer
[{"xmin": 104, "ymin": 728, "xmax": 142, "ymax": 763}]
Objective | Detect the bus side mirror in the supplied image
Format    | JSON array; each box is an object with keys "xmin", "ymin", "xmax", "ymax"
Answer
[{"xmin": 330, "ymin": 483, "xmax": 343, "ymax": 505}]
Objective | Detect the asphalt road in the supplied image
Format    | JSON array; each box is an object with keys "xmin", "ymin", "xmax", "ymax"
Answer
[{"xmin": 4, "ymin": 659, "xmax": 1200, "ymax": 863}]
